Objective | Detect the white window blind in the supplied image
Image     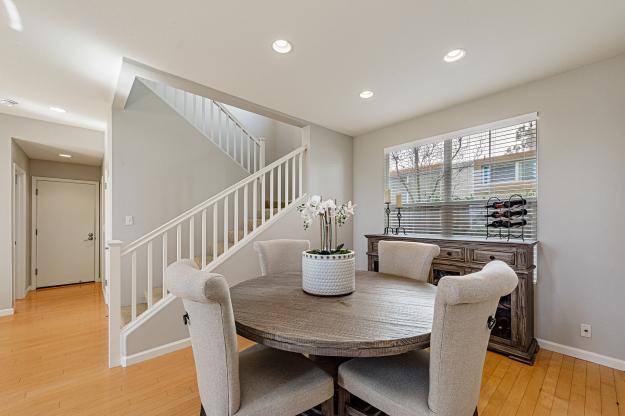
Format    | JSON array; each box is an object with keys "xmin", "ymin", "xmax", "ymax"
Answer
[{"xmin": 385, "ymin": 114, "xmax": 537, "ymax": 239}]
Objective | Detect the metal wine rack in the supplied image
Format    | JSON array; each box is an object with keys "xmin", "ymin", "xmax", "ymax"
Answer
[{"xmin": 485, "ymin": 194, "xmax": 527, "ymax": 241}]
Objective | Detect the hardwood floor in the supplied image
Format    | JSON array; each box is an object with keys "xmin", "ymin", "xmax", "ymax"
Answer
[{"xmin": 0, "ymin": 283, "xmax": 623, "ymax": 416}]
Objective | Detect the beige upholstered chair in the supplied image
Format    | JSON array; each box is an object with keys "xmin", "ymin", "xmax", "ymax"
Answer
[
  {"xmin": 337, "ymin": 260, "xmax": 519, "ymax": 416},
  {"xmin": 378, "ymin": 240, "xmax": 440, "ymax": 282},
  {"xmin": 253, "ymin": 239, "xmax": 310, "ymax": 275},
  {"xmin": 165, "ymin": 260, "xmax": 334, "ymax": 416}
]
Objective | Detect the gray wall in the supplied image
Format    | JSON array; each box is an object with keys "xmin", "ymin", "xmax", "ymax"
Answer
[
  {"xmin": 31, "ymin": 160, "xmax": 102, "ymax": 181},
  {"xmin": 0, "ymin": 114, "xmax": 104, "ymax": 311},
  {"xmin": 353, "ymin": 53, "xmax": 625, "ymax": 361}
]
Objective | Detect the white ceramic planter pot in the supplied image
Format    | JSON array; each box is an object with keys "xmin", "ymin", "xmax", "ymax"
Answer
[{"xmin": 302, "ymin": 250, "xmax": 355, "ymax": 296}]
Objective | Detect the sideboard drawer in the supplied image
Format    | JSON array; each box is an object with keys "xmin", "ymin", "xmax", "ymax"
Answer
[
  {"xmin": 472, "ymin": 249, "xmax": 516, "ymax": 265},
  {"xmin": 437, "ymin": 247, "xmax": 465, "ymax": 261}
]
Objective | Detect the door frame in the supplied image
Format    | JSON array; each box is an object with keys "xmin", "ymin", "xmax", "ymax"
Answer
[
  {"xmin": 12, "ymin": 163, "xmax": 28, "ymax": 300},
  {"xmin": 31, "ymin": 177, "xmax": 101, "ymax": 288}
]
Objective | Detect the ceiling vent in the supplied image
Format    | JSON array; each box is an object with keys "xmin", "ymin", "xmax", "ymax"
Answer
[{"xmin": 0, "ymin": 98, "xmax": 18, "ymax": 107}]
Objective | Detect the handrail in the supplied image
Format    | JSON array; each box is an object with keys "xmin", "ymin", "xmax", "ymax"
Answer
[
  {"xmin": 213, "ymin": 101, "xmax": 261, "ymax": 147},
  {"xmin": 121, "ymin": 145, "xmax": 307, "ymax": 255}
]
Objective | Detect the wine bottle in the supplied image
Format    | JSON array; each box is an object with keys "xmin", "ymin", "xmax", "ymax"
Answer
[
  {"xmin": 484, "ymin": 198, "xmax": 527, "ymax": 209},
  {"xmin": 484, "ymin": 209, "xmax": 528, "ymax": 219},
  {"xmin": 486, "ymin": 219, "xmax": 527, "ymax": 228}
]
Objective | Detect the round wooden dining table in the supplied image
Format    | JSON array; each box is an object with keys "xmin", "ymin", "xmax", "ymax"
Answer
[{"xmin": 230, "ymin": 270, "xmax": 437, "ymax": 359}]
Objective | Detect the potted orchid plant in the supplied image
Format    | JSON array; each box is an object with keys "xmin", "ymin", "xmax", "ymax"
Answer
[{"xmin": 298, "ymin": 195, "xmax": 356, "ymax": 296}]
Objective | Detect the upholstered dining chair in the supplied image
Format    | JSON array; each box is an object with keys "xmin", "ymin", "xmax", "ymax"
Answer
[
  {"xmin": 378, "ymin": 240, "xmax": 440, "ymax": 282},
  {"xmin": 253, "ymin": 239, "xmax": 310, "ymax": 275},
  {"xmin": 337, "ymin": 260, "xmax": 519, "ymax": 416},
  {"xmin": 165, "ymin": 260, "xmax": 334, "ymax": 416}
]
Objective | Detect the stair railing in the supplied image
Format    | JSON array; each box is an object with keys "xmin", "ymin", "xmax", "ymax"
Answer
[
  {"xmin": 107, "ymin": 145, "xmax": 306, "ymax": 365},
  {"xmin": 143, "ymin": 79, "xmax": 265, "ymax": 172}
]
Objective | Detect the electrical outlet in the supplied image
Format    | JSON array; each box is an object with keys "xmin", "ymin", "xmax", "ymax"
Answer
[
  {"xmin": 125, "ymin": 216, "xmax": 134, "ymax": 226},
  {"xmin": 580, "ymin": 323, "xmax": 591, "ymax": 338}
]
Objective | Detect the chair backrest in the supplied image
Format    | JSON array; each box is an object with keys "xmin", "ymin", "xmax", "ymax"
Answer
[
  {"xmin": 378, "ymin": 240, "xmax": 440, "ymax": 282},
  {"xmin": 428, "ymin": 260, "xmax": 518, "ymax": 416},
  {"xmin": 253, "ymin": 239, "xmax": 310, "ymax": 275},
  {"xmin": 165, "ymin": 260, "xmax": 240, "ymax": 416}
]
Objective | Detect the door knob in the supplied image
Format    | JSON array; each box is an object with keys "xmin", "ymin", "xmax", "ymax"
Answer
[{"xmin": 85, "ymin": 233, "xmax": 95, "ymax": 241}]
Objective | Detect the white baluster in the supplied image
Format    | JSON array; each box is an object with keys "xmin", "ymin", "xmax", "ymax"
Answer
[
  {"xmin": 285, "ymin": 159, "xmax": 289, "ymax": 207},
  {"xmin": 219, "ymin": 109, "xmax": 223, "ymax": 149},
  {"xmin": 252, "ymin": 179, "xmax": 258, "ymax": 230},
  {"xmin": 269, "ymin": 168, "xmax": 274, "ymax": 219},
  {"xmin": 239, "ymin": 129, "xmax": 244, "ymax": 166},
  {"xmin": 131, "ymin": 251, "xmax": 137, "ymax": 321},
  {"xmin": 254, "ymin": 145, "xmax": 257, "ymax": 172},
  {"xmin": 226, "ymin": 118, "xmax": 230, "ymax": 156},
  {"xmin": 176, "ymin": 224, "xmax": 182, "ymax": 261},
  {"xmin": 201, "ymin": 98, "xmax": 206, "ymax": 135},
  {"xmin": 243, "ymin": 183, "xmax": 248, "ymax": 238},
  {"xmin": 299, "ymin": 152, "xmax": 303, "ymax": 197},
  {"xmin": 259, "ymin": 138, "xmax": 266, "ymax": 170},
  {"xmin": 292, "ymin": 155, "xmax": 296, "ymax": 202},
  {"xmin": 223, "ymin": 196, "xmax": 229, "ymax": 253},
  {"xmin": 277, "ymin": 163, "xmax": 282, "ymax": 213},
  {"xmin": 261, "ymin": 173, "xmax": 266, "ymax": 224},
  {"xmin": 162, "ymin": 233, "xmax": 168, "ymax": 297},
  {"xmin": 213, "ymin": 204, "xmax": 218, "ymax": 260},
  {"xmin": 201, "ymin": 209, "xmax": 207, "ymax": 268},
  {"xmin": 234, "ymin": 190, "xmax": 239, "ymax": 244},
  {"xmin": 147, "ymin": 241, "xmax": 153, "ymax": 308},
  {"xmin": 189, "ymin": 217, "xmax": 194, "ymax": 260},
  {"xmin": 247, "ymin": 140, "xmax": 251, "ymax": 172},
  {"xmin": 209, "ymin": 101, "xmax": 215, "ymax": 141}
]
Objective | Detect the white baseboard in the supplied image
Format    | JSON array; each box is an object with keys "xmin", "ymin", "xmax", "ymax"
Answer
[
  {"xmin": 538, "ymin": 338, "xmax": 625, "ymax": 371},
  {"xmin": 0, "ymin": 308, "xmax": 15, "ymax": 317},
  {"xmin": 27, "ymin": 285, "xmax": 35, "ymax": 293},
  {"xmin": 120, "ymin": 337, "xmax": 190, "ymax": 367}
]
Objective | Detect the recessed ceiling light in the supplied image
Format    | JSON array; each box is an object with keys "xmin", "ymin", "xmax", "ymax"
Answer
[
  {"xmin": 58, "ymin": 153, "xmax": 72, "ymax": 158},
  {"xmin": 272, "ymin": 39, "xmax": 292, "ymax": 54},
  {"xmin": 443, "ymin": 49, "xmax": 466, "ymax": 63},
  {"xmin": 3, "ymin": 0, "xmax": 23, "ymax": 32},
  {"xmin": 49, "ymin": 106, "xmax": 67, "ymax": 113},
  {"xmin": 359, "ymin": 90, "xmax": 374, "ymax": 99},
  {"xmin": 0, "ymin": 98, "xmax": 18, "ymax": 107}
]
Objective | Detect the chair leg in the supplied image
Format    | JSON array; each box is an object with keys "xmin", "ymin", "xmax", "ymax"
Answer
[
  {"xmin": 320, "ymin": 396, "xmax": 335, "ymax": 416},
  {"xmin": 199, "ymin": 404, "xmax": 206, "ymax": 416},
  {"xmin": 474, "ymin": 407, "xmax": 478, "ymax": 416},
  {"xmin": 337, "ymin": 387, "xmax": 351, "ymax": 416}
]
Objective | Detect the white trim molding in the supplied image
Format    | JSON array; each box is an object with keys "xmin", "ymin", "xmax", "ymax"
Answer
[
  {"xmin": 120, "ymin": 337, "xmax": 190, "ymax": 367},
  {"xmin": 0, "ymin": 308, "xmax": 15, "ymax": 317},
  {"xmin": 538, "ymin": 338, "xmax": 625, "ymax": 371}
]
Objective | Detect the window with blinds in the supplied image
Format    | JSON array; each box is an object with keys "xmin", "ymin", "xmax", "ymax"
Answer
[{"xmin": 385, "ymin": 114, "xmax": 537, "ymax": 239}]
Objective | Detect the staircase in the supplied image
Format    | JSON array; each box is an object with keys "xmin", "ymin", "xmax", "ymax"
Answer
[
  {"xmin": 141, "ymin": 79, "xmax": 266, "ymax": 174},
  {"xmin": 108, "ymin": 143, "xmax": 307, "ymax": 366}
]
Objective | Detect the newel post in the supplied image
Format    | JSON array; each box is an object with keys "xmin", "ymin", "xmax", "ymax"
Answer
[
  {"xmin": 259, "ymin": 137, "xmax": 266, "ymax": 170},
  {"xmin": 107, "ymin": 240, "xmax": 123, "ymax": 368}
]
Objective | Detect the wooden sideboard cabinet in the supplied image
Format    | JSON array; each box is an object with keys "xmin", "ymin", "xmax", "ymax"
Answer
[{"xmin": 365, "ymin": 233, "xmax": 539, "ymax": 364}]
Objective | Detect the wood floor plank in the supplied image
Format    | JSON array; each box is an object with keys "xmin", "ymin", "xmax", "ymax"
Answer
[
  {"xmin": 533, "ymin": 352, "xmax": 564, "ymax": 415},
  {"xmin": 479, "ymin": 356, "xmax": 512, "ymax": 412},
  {"xmin": 481, "ymin": 360, "xmax": 523, "ymax": 416},
  {"xmin": 550, "ymin": 355, "xmax": 574, "ymax": 415},
  {"xmin": 567, "ymin": 358, "xmax": 587, "ymax": 416},
  {"xmin": 586, "ymin": 362, "xmax": 603, "ymax": 416},
  {"xmin": 515, "ymin": 349, "xmax": 554, "ymax": 416},
  {"xmin": 600, "ymin": 366, "xmax": 620, "ymax": 416},
  {"xmin": 615, "ymin": 369, "xmax": 625, "ymax": 416}
]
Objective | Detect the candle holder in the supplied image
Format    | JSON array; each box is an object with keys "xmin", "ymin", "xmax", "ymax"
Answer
[
  {"xmin": 383, "ymin": 202, "xmax": 392, "ymax": 235},
  {"xmin": 394, "ymin": 207, "xmax": 406, "ymax": 235}
]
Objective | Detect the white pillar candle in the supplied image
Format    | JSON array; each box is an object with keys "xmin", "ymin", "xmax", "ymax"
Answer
[
  {"xmin": 384, "ymin": 188, "xmax": 391, "ymax": 204},
  {"xmin": 396, "ymin": 192, "xmax": 403, "ymax": 208}
]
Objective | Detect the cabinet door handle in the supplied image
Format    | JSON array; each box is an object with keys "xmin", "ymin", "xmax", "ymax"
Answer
[
  {"xmin": 489, "ymin": 255, "xmax": 496, "ymax": 260},
  {"xmin": 446, "ymin": 251, "xmax": 452, "ymax": 256}
]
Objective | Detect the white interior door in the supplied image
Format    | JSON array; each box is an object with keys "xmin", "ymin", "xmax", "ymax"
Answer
[{"xmin": 35, "ymin": 179, "xmax": 97, "ymax": 288}]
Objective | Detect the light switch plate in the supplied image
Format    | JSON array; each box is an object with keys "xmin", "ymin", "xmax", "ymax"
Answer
[{"xmin": 125, "ymin": 215, "xmax": 134, "ymax": 226}]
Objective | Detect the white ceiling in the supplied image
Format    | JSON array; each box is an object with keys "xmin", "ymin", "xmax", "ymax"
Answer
[
  {"xmin": 13, "ymin": 138, "xmax": 103, "ymax": 166},
  {"xmin": 2, "ymin": 1, "xmax": 625, "ymax": 136}
]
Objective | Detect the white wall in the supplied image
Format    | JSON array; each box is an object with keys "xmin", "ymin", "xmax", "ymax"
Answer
[
  {"xmin": 11, "ymin": 141, "xmax": 31, "ymax": 292},
  {"xmin": 353, "ymin": 53, "xmax": 625, "ymax": 362},
  {"xmin": 0, "ymin": 114, "xmax": 104, "ymax": 311},
  {"xmin": 224, "ymin": 104, "xmax": 302, "ymax": 163}
]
